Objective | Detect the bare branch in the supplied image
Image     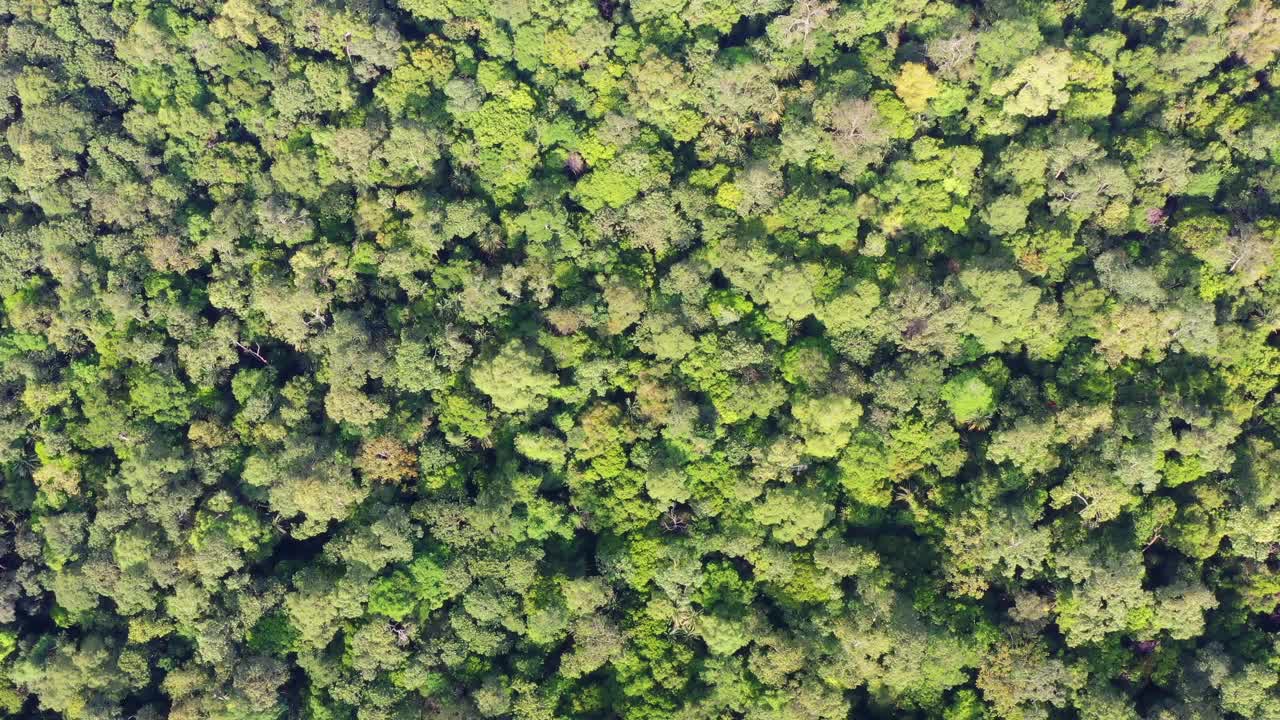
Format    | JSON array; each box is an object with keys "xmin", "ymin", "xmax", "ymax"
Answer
[{"xmin": 233, "ymin": 340, "xmax": 270, "ymax": 365}]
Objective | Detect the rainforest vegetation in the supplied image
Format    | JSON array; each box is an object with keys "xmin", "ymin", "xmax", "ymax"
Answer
[{"xmin": 2, "ymin": 0, "xmax": 1280, "ymax": 718}]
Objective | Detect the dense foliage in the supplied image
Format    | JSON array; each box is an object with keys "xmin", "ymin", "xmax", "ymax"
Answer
[{"xmin": 2, "ymin": 0, "xmax": 1280, "ymax": 718}]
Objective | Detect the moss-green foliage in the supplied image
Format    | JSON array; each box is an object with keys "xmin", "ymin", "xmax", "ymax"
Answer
[
  {"xmin": 942, "ymin": 372, "xmax": 997, "ymax": 425},
  {"xmin": 1, "ymin": 1, "xmax": 1280, "ymax": 719}
]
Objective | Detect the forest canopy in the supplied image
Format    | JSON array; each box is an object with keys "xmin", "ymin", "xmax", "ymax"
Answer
[{"xmin": 2, "ymin": 0, "xmax": 1280, "ymax": 719}]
